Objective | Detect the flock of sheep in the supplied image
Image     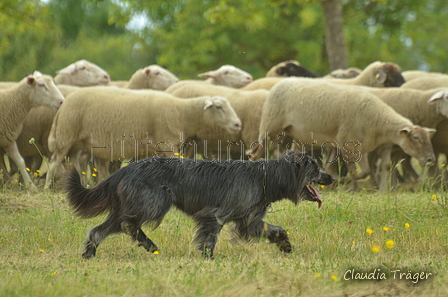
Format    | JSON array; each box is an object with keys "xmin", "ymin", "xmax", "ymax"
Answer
[{"xmin": 1, "ymin": 58, "xmax": 448, "ymax": 192}]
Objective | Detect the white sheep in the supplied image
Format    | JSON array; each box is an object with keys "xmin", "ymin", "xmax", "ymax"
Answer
[
  {"xmin": 361, "ymin": 87, "xmax": 448, "ymax": 186},
  {"xmin": 0, "ymin": 71, "xmax": 64, "ymax": 189},
  {"xmin": 166, "ymin": 65, "xmax": 253, "ymax": 94},
  {"xmin": 167, "ymin": 83, "xmax": 268, "ymax": 160},
  {"xmin": 324, "ymin": 67, "xmax": 362, "ymax": 78},
  {"xmin": 242, "ymin": 61, "xmax": 405, "ymax": 91},
  {"xmin": 0, "ymin": 85, "xmax": 80, "ymax": 179},
  {"xmin": 198, "ymin": 65, "xmax": 252, "ymax": 88},
  {"xmin": 401, "ymin": 76, "xmax": 448, "ymax": 90},
  {"xmin": 401, "ymin": 70, "xmax": 448, "ymax": 82},
  {"xmin": 54, "ymin": 59, "xmax": 110, "ymax": 86},
  {"xmin": 44, "ymin": 87, "xmax": 242, "ymax": 187},
  {"xmin": 251, "ymin": 78, "xmax": 435, "ymax": 191},
  {"xmin": 108, "ymin": 65, "xmax": 179, "ymax": 90}
]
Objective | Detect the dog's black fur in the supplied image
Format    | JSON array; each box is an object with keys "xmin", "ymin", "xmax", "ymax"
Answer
[{"xmin": 64, "ymin": 151, "xmax": 334, "ymax": 259}]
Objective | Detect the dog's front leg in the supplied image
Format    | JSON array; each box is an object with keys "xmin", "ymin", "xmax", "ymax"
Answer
[{"xmin": 262, "ymin": 222, "xmax": 292, "ymax": 253}]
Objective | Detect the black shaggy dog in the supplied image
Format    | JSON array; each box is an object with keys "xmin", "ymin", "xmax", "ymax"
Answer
[{"xmin": 64, "ymin": 151, "xmax": 334, "ymax": 259}]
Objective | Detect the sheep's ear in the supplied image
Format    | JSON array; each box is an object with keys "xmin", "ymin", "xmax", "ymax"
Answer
[
  {"xmin": 144, "ymin": 69, "xmax": 151, "ymax": 76},
  {"xmin": 425, "ymin": 127, "xmax": 437, "ymax": 135},
  {"xmin": 27, "ymin": 76, "xmax": 35, "ymax": 85},
  {"xmin": 428, "ymin": 90, "xmax": 447, "ymax": 104},
  {"xmin": 276, "ymin": 66, "xmax": 287, "ymax": 76},
  {"xmin": 375, "ymin": 69, "xmax": 387, "ymax": 83},
  {"xmin": 204, "ymin": 99, "xmax": 214, "ymax": 109},
  {"xmin": 198, "ymin": 71, "xmax": 213, "ymax": 79},
  {"xmin": 56, "ymin": 63, "xmax": 76, "ymax": 74},
  {"xmin": 398, "ymin": 126, "xmax": 411, "ymax": 135},
  {"xmin": 32, "ymin": 71, "xmax": 42, "ymax": 77},
  {"xmin": 75, "ymin": 60, "xmax": 87, "ymax": 70}
]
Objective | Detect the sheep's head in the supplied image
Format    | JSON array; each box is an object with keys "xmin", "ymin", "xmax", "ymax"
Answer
[
  {"xmin": 427, "ymin": 89, "xmax": 448, "ymax": 118},
  {"xmin": 369, "ymin": 61, "xmax": 405, "ymax": 87},
  {"xmin": 26, "ymin": 71, "xmax": 64, "ymax": 110},
  {"xmin": 266, "ymin": 60, "xmax": 300, "ymax": 77},
  {"xmin": 396, "ymin": 125, "xmax": 436, "ymax": 168},
  {"xmin": 203, "ymin": 96, "xmax": 242, "ymax": 134},
  {"xmin": 198, "ymin": 65, "xmax": 252, "ymax": 88},
  {"xmin": 140, "ymin": 65, "xmax": 179, "ymax": 90},
  {"xmin": 55, "ymin": 59, "xmax": 110, "ymax": 86}
]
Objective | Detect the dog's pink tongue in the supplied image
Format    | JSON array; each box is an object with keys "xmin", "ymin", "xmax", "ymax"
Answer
[{"xmin": 308, "ymin": 185, "xmax": 322, "ymax": 208}]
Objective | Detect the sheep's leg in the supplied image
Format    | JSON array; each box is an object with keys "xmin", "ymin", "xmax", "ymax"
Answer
[
  {"xmin": 378, "ymin": 147, "xmax": 392, "ymax": 192},
  {"xmin": 345, "ymin": 161, "xmax": 359, "ymax": 191},
  {"xmin": 94, "ymin": 157, "xmax": 110, "ymax": 183},
  {"xmin": 4, "ymin": 141, "xmax": 37, "ymax": 190},
  {"xmin": 45, "ymin": 147, "xmax": 71, "ymax": 189}
]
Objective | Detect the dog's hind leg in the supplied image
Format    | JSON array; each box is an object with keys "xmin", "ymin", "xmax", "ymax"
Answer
[
  {"xmin": 121, "ymin": 221, "xmax": 159, "ymax": 254},
  {"xmin": 194, "ymin": 219, "xmax": 223, "ymax": 259},
  {"xmin": 82, "ymin": 214, "xmax": 122, "ymax": 259}
]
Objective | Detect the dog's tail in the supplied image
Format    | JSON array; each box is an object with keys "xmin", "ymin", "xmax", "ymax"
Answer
[{"xmin": 63, "ymin": 168, "xmax": 118, "ymax": 218}]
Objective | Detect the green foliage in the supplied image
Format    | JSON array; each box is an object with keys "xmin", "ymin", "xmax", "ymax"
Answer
[{"xmin": 0, "ymin": 0, "xmax": 447, "ymax": 82}]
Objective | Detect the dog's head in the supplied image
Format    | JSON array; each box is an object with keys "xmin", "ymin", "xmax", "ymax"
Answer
[{"xmin": 284, "ymin": 151, "xmax": 334, "ymax": 207}]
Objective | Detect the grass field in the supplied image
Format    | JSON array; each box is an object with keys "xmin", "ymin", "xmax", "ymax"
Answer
[{"xmin": 1, "ymin": 184, "xmax": 448, "ymax": 296}]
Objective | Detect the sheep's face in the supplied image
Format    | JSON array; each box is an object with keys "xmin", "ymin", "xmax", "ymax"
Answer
[
  {"xmin": 56, "ymin": 59, "xmax": 110, "ymax": 86},
  {"xmin": 142, "ymin": 65, "xmax": 179, "ymax": 90},
  {"xmin": 203, "ymin": 96, "xmax": 242, "ymax": 134},
  {"xmin": 372, "ymin": 62, "xmax": 405, "ymax": 87},
  {"xmin": 198, "ymin": 65, "xmax": 252, "ymax": 88},
  {"xmin": 27, "ymin": 72, "xmax": 64, "ymax": 110},
  {"xmin": 428, "ymin": 90, "xmax": 448, "ymax": 118},
  {"xmin": 397, "ymin": 125, "xmax": 436, "ymax": 168}
]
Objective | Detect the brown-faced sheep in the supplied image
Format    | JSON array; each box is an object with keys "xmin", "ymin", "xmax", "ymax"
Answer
[
  {"xmin": 251, "ymin": 78, "xmax": 435, "ymax": 192},
  {"xmin": 54, "ymin": 59, "xmax": 110, "ymax": 86},
  {"xmin": 266, "ymin": 60, "xmax": 300, "ymax": 77},
  {"xmin": 242, "ymin": 61, "xmax": 405, "ymax": 91},
  {"xmin": 44, "ymin": 87, "xmax": 242, "ymax": 188},
  {"xmin": 0, "ymin": 72, "xmax": 64, "ymax": 189}
]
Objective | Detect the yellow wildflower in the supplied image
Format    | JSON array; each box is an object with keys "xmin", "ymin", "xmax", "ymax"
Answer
[
  {"xmin": 81, "ymin": 171, "xmax": 86, "ymax": 175},
  {"xmin": 404, "ymin": 223, "xmax": 410, "ymax": 228},
  {"xmin": 331, "ymin": 274, "xmax": 338, "ymax": 281},
  {"xmin": 366, "ymin": 228, "xmax": 373, "ymax": 234},
  {"xmin": 314, "ymin": 273, "xmax": 321, "ymax": 278},
  {"xmin": 431, "ymin": 195, "xmax": 437, "ymax": 200},
  {"xmin": 371, "ymin": 245, "xmax": 380, "ymax": 253},
  {"xmin": 320, "ymin": 185, "xmax": 325, "ymax": 189},
  {"xmin": 382, "ymin": 227, "xmax": 390, "ymax": 231},
  {"xmin": 385, "ymin": 240, "xmax": 394, "ymax": 249},
  {"xmin": 93, "ymin": 168, "xmax": 98, "ymax": 172},
  {"xmin": 26, "ymin": 168, "xmax": 30, "ymax": 172},
  {"xmin": 92, "ymin": 173, "xmax": 97, "ymax": 177},
  {"xmin": 40, "ymin": 249, "xmax": 45, "ymax": 253},
  {"xmin": 153, "ymin": 250, "xmax": 159, "ymax": 255}
]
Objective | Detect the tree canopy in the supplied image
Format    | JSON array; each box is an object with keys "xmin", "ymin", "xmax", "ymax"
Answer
[{"xmin": 0, "ymin": 0, "xmax": 447, "ymax": 81}]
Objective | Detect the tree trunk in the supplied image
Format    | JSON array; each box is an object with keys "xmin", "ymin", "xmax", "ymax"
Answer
[{"xmin": 319, "ymin": 0, "xmax": 348, "ymax": 70}]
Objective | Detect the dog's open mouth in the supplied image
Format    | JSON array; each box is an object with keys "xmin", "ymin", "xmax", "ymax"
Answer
[{"xmin": 306, "ymin": 184, "xmax": 322, "ymax": 208}]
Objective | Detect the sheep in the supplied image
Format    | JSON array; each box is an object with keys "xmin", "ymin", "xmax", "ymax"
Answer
[
  {"xmin": 360, "ymin": 87, "xmax": 448, "ymax": 186},
  {"xmin": 265, "ymin": 60, "xmax": 318, "ymax": 78},
  {"xmin": 108, "ymin": 65, "xmax": 179, "ymax": 90},
  {"xmin": 1, "ymin": 85, "xmax": 80, "ymax": 179},
  {"xmin": 198, "ymin": 65, "xmax": 253, "ymax": 88},
  {"xmin": 242, "ymin": 61, "xmax": 405, "ymax": 91},
  {"xmin": 167, "ymin": 83, "xmax": 268, "ymax": 160},
  {"xmin": 324, "ymin": 67, "xmax": 362, "ymax": 78},
  {"xmin": 44, "ymin": 87, "xmax": 242, "ymax": 188},
  {"xmin": 401, "ymin": 70, "xmax": 448, "ymax": 82},
  {"xmin": 0, "ymin": 71, "xmax": 64, "ymax": 189},
  {"xmin": 0, "ymin": 82, "xmax": 19, "ymax": 89},
  {"xmin": 251, "ymin": 78, "xmax": 435, "ymax": 192},
  {"xmin": 54, "ymin": 59, "xmax": 110, "ymax": 86},
  {"xmin": 401, "ymin": 76, "xmax": 448, "ymax": 91},
  {"xmin": 266, "ymin": 60, "xmax": 300, "ymax": 77}
]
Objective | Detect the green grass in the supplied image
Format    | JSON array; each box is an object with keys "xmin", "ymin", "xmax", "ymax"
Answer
[{"xmin": 1, "ymin": 187, "xmax": 447, "ymax": 296}]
